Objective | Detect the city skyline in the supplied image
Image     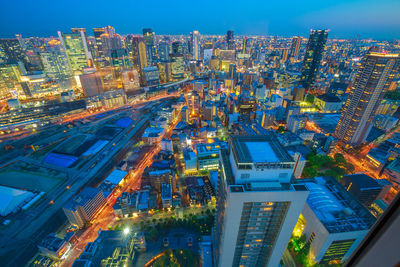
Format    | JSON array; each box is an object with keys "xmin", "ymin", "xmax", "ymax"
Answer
[
  {"xmin": 0, "ymin": 0, "xmax": 399, "ymax": 40},
  {"xmin": 0, "ymin": 3, "xmax": 400, "ymax": 266}
]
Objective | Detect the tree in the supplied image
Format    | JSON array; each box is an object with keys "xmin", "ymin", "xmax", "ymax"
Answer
[
  {"xmin": 303, "ymin": 167, "xmax": 318, "ymax": 178},
  {"xmin": 324, "ymin": 166, "xmax": 346, "ymax": 181},
  {"xmin": 305, "ymin": 94, "xmax": 315, "ymax": 104},
  {"xmin": 345, "ymin": 163, "xmax": 355, "ymax": 173},
  {"xmin": 277, "ymin": 126, "xmax": 285, "ymax": 134},
  {"xmin": 149, "ymin": 227, "xmax": 159, "ymax": 242},
  {"xmin": 334, "ymin": 153, "xmax": 346, "ymax": 165}
]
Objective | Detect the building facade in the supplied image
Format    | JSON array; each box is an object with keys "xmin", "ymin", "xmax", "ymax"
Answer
[{"xmin": 335, "ymin": 52, "xmax": 399, "ymax": 146}]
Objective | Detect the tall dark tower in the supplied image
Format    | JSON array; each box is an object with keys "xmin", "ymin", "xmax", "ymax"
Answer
[
  {"xmin": 226, "ymin": 30, "xmax": 234, "ymax": 50},
  {"xmin": 143, "ymin": 28, "xmax": 156, "ymax": 64},
  {"xmin": 334, "ymin": 52, "xmax": 399, "ymax": 146},
  {"xmin": 300, "ymin": 30, "xmax": 328, "ymax": 89}
]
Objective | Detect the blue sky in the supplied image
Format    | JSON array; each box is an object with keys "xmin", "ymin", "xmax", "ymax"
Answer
[{"xmin": 0, "ymin": 0, "xmax": 398, "ymax": 39}]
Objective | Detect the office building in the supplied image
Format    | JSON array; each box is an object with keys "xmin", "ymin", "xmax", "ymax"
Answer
[
  {"xmin": 63, "ymin": 187, "xmax": 106, "ymax": 228},
  {"xmin": 161, "ymin": 138, "xmax": 173, "ymax": 152},
  {"xmin": 40, "ymin": 40, "xmax": 72, "ymax": 84},
  {"xmin": 292, "ymin": 85, "xmax": 305, "ymax": 101},
  {"xmin": 170, "ymin": 53, "xmax": 184, "ymax": 80},
  {"xmin": 314, "ymin": 93, "xmax": 343, "ymax": 112},
  {"xmin": 71, "ymin": 28, "xmax": 93, "ymax": 67},
  {"xmin": 202, "ymin": 101, "xmax": 216, "ymax": 121},
  {"xmin": 79, "ymin": 69, "xmax": 104, "ymax": 97},
  {"xmin": 142, "ymin": 66, "xmax": 159, "ymax": 86},
  {"xmin": 171, "ymin": 41, "xmax": 183, "ymax": 54},
  {"xmin": 289, "ymin": 36, "xmax": 302, "ymax": 58},
  {"xmin": 132, "ymin": 37, "xmax": 147, "ymax": 69},
  {"xmin": 158, "ymin": 41, "xmax": 170, "ymax": 62},
  {"xmin": 300, "ymin": 30, "xmax": 328, "ymax": 89},
  {"xmin": 191, "ymin": 31, "xmax": 201, "ymax": 60},
  {"xmin": 187, "ymin": 90, "xmax": 200, "ymax": 117},
  {"xmin": 281, "ymin": 49, "xmax": 289, "ymax": 63},
  {"xmin": 297, "ymin": 176, "xmax": 376, "ymax": 265},
  {"xmin": 214, "ymin": 135, "xmax": 308, "ymax": 267},
  {"xmin": 287, "ymin": 114, "xmax": 307, "ymax": 133},
  {"xmin": 121, "ymin": 69, "xmax": 140, "ymax": 91},
  {"xmin": 0, "ymin": 38, "xmax": 27, "ymax": 66},
  {"xmin": 93, "ymin": 27, "xmax": 106, "ymax": 58},
  {"xmin": 196, "ymin": 143, "xmax": 220, "ymax": 171},
  {"xmin": 143, "ymin": 28, "xmax": 155, "ymax": 64},
  {"xmin": 161, "ymin": 183, "xmax": 172, "ymax": 208},
  {"xmin": 58, "ymin": 31, "xmax": 89, "ymax": 74},
  {"xmin": 242, "ymin": 37, "xmax": 248, "ymax": 54},
  {"xmin": 0, "ymin": 64, "xmax": 21, "ymax": 98},
  {"xmin": 157, "ymin": 61, "xmax": 171, "ymax": 83},
  {"xmin": 340, "ymin": 174, "xmax": 384, "ymax": 207},
  {"xmin": 226, "ymin": 30, "xmax": 235, "ymax": 50},
  {"xmin": 335, "ymin": 52, "xmax": 399, "ymax": 146}
]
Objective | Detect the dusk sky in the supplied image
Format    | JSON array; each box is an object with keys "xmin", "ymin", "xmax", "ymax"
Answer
[{"xmin": 0, "ymin": 0, "xmax": 399, "ymax": 39}]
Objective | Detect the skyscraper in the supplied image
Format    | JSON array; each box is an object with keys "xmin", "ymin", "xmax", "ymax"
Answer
[
  {"xmin": 143, "ymin": 28, "xmax": 155, "ymax": 65},
  {"xmin": 242, "ymin": 37, "xmax": 248, "ymax": 54},
  {"xmin": 170, "ymin": 53, "xmax": 184, "ymax": 80},
  {"xmin": 58, "ymin": 31, "xmax": 89, "ymax": 74},
  {"xmin": 214, "ymin": 135, "xmax": 308, "ymax": 267},
  {"xmin": 71, "ymin": 28, "xmax": 93, "ymax": 67},
  {"xmin": 289, "ymin": 36, "xmax": 302, "ymax": 58},
  {"xmin": 158, "ymin": 41, "xmax": 170, "ymax": 62},
  {"xmin": 334, "ymin": 52, "xmax": 399, "ymax": 146},
  {"xmin": 0, "ymin": 39, "xmax": 28, "ymax": 66},
  {"xmin": 226, "ymin": 30, "xmax": 234, "ymax": 50},
  {"xmin": 300, "ymin": 30, "xmax": 328, "ymax": 89},
  {"xmin": 93, "ymin": 28, "xmax": 105, "ymax": 58},
  {"xmin": 171, "ymin": 41, "xmax": 183, "ymax": 54},
  {"xmin": 190, "ymin": 31, "xmax": 201, "ymax": 60},
  {"xmin": 135, "ymin": 37, "xmax": 147, "ymax": 70},
  {"xmin": 40, "ymin": 39, "xmax": 72, "ymax": 85}
]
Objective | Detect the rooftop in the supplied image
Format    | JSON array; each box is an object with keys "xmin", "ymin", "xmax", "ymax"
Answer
[
  {"xmin": 343, "ymin": 174, "xmax": 382, "ymax": 189},
  {"xmin": 300, "ymin": 177, "xmax": 376, "ymax": 233},
  {"xmin": 316, "ymin": 93, "xmax": 342, "ymax": 103},
  {"xmin": 230, "ymin": 135, "xmax": 294, "ymax": 164},
  {"xmin": 64, "ymin": 187, "xmax": 102, "ymax": 210}
]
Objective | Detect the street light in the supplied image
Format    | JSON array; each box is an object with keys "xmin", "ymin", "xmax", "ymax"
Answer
[{"xmin": 123, "ymin": 227, "xmax": 130, "ymax": 236}]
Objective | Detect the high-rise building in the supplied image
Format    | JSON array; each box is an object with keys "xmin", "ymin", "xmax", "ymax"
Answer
[
  {"xmin": 289, "ymin": 36, "xmax": 302, "ymax": 58},
  {"xmin": 40, "ymin": 40, "xmax": 72, "ymax": 85},
  {"xmin": 63, "ymin": 187, "xmax": 106, "ymax": 228},
  {"xmin": 158, "ymin": 41, "xmax": 170, "ymax": 62},
  {"xmin": 0, "ymin": 39, "xmax": 28, "ymax": 66},
  {"xmin": 170, "ymin": 53, "xmax": 184, "ymax": 80},
  {"xmin": 242, "ymin": 37, "xmax": 248, "ymax": 54},
  {"xmin": 281, "ymin": 49, "xmax": 289, "ymax": 63},
  {"xmin": 71, "ymin": 28, "xmax": 93, "ymax": 67},
  {"xmin": 171, "ymin": 41, "xmax": 183, "ymax": 54},
  {"xmin": 190, "ymin": 31, "xmax": 201, "ymax": 60},
  {"xmin": 0, "ymin": 64, "xmax": 21, "ymax": 99},
  {"xmin": 187, "ymin": 91, "xmax": 200, "ymax": 116},
  {"xmin": 132, "ymin": 37, "xmax": 147, "ymax": 70},
  {"xmin": 79, "ymin": 69, "xmax": 104, "ymax": 97},
  {"xmin": 93, "ymin": 27, "xmax": 106, "ymax": 58},
  {"xmin": 58, "ymin": 31, "xmax": 89, "ymax": 74},
  {"xmin": 334, "ymin": 52, "xmax": 399, "ymax": 146},
  {"xmin": 142, "ymin": 66, "xmax": 159, "ymax": 86},
  {"xmin": 226, "ymin": 30, "xmax": 234, "ymax": 50},
  {"xmin": 292, "ymin": 85, "xmax": 305, "ymax": 102},
  {"xmin": 214, "ymin": 135, "xmax": 308, "ymax": 267},
  {"xmin": 300, "ymin": 30, "xmax": 328, "ymax": 89},
  {"xmin": 143, "ymin": 28, "xmax": 155, "ymax": 64}
]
